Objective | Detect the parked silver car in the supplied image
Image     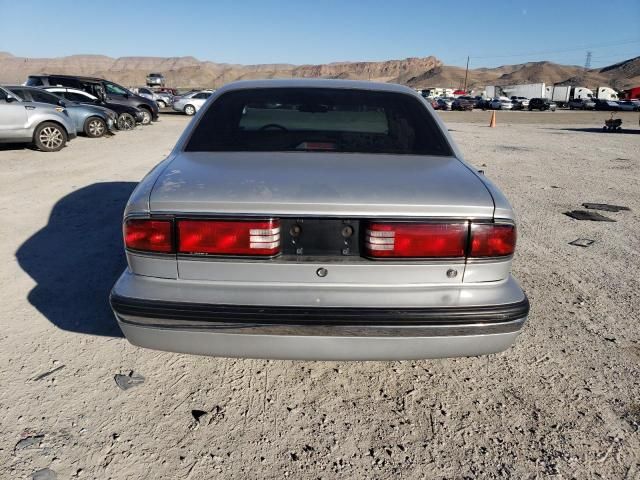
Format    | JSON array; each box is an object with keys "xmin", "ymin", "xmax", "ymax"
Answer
[
  {"xmin": 171, "ymin": 90, "xmax": 214, "ymax": 115},
  {"xmin": 136, "ymin": 87, "xmax": 173, "ymax": 109},
  {"xmin": 0, "ymin": 86, "xmax": 76, "ymax": 151},
  {"xmin": 510, "ymin": 96, "xmax": 529, "ymax": 109},
  {"xmin": 110, "ymin": 79, "xmax": 529, "ymax": 361},
  {"xmin": 568, "ymin": 98, "xmax": 596, "ymax": 110},
  {"xmin": 6, "ymin": 86, "xmax": 116, "ymax": 137},
  {"xmin": 616, "ymin": 101, "xmax": 640, "ymax": 112},
  {"xmin": 490, "ymin": 97, "xmax": 514, "ymax": 110},
  {"xmin": 146, "ymin": 73, "xmax": 165, "ymax": 87}
]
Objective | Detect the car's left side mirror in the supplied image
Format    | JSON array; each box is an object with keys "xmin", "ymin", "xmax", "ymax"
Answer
[
  {"xmin": 6, "ymin": 96, "xmax": 16, "ymax": 103},
  {"xmin": 57, "ymin": 99, "xmax": 66, "ymax": 107}
]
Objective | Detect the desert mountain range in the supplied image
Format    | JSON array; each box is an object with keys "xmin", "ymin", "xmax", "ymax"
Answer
[{"xmin": 0, "ymin": 51, "xmax": 638, "ymax": 91}]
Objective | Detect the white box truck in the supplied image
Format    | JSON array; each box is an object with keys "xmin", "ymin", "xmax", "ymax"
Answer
[
  {"xmin": 546, "ymin": 86, "xmax": 597, "ymax": 106},
  {"xmin": 484, "ymin": 86, "xmax": 497, "ymax": 98},
  {"xmin": 498, "ymin": 83, "xmax": 547, "ymax": 99},
  {"xmin": 546, "ymin": 85, "xmax": 571, "ymax": 105}
]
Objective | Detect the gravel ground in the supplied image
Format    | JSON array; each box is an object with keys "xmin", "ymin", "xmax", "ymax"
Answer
[
  {"xmin": 438, "ymin": 109, "xmax": 640, "ymax": 126},
  {"xmin": 1, "ymin": 114, "xmax": 639, "ymax": 479}
]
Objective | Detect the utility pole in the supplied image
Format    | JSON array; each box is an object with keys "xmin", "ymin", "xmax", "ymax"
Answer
[
  {"xmin": 463, "ymin": 56, "xmax": 470, "ymax": 92},
  {"xmin": 584, "ymin": 51, "xmax": 592, "ymax": 70}
]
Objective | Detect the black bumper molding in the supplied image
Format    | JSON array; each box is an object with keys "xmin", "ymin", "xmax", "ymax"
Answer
[{"xmin": 110, "ymin": 293, "xmax": 529, "ymax": 328}]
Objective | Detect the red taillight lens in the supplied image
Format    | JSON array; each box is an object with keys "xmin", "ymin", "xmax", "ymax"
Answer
[
  {"xmin": 365, "ymin": 222, "xmax": 468, "ymax": 258},
  {"xmin": 124, "ymin": 219, "xmax": 174, "ymax": 253},
  {"xmin": 469, "ymin": 224, "xmax": 516, "ymax": 257},
  {"xmin": 177, "ymin": 219, "xmax": 280, "ymax": 256}
]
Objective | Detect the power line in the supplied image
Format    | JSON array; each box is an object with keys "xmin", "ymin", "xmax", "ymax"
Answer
[{"xmin": 468, "ymin": 39, "xmax": 640, "ymax": 60}]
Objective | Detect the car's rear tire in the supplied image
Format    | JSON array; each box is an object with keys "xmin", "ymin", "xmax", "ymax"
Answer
[
  {"xmin": 84, "ymin": 116, "xmax": 107, "ymax": 138},
  {"xmin": 140, "ymin": 108, "xmax": 152, "ymax": 125},
  {"xmin": 184, "ymin": 104, "xmax": 196, "ymax": 116},
  {"xmin": 117, "ymin": 113, "xmax": 136, "ymax": 130},
  {"xmin": 33, "ymin": 122, "xmax": 67, "ymax": 152}
]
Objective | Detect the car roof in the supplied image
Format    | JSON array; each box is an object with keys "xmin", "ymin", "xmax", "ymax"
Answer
[
  {"xmin": 5, "ymin": 85, "xmax": 54, "ymax": 92},
  {"xmin": 31, "ymin": 74, "xmax": 106, "ymax": 83},
  {"xmin": 45, "ymin": 86, "xmax": 96, "ymax": 96},
  {"xmin": 214, "ymin": 79, "xmax": 419, "ymax": 96}
]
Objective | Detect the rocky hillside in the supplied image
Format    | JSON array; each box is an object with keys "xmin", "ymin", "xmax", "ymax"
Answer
[
  {"xmin": 405, "ymin": 58, "xmax": 640, "ymax": 91},
  {"xmin": 0, "ymin": 52, "xmax": 441, "ymax": 88},
  {"xmin": 0, "ymin": 51, "xmax": 637, "ymax": 91}
]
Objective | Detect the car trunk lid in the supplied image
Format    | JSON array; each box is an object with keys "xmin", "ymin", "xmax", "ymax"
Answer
[{"xmin": 149, "ymin": 152, "xmax": 495, "ymax": 218}]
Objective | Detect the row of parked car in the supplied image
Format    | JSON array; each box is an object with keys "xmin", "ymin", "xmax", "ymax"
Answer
[
  {"xmin": 428, "ymin": 95, "xmax": 640, "ymax": 112},
  {"xmin": 0, "ymin": 74, "xmax": 161, "ymax": 152},
  {"xmin": 132, "ymin": 87, "xmax": 215, "ymax": 116}
]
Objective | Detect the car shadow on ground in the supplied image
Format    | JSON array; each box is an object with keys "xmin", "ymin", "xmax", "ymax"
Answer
[
  {"xmin": 556, "ymin": 127, "xmax": 640, "ymax": 135},
  {"xmin": 16, "ymin": 182, "xmax": 138, "ymax": 337},
  {"xmin": 0, "ymin": 143, "xmax": 36, "ymax": 152},
  {"xmin": 158, "ymin": 110, "xmax": 188, "ymax": 116}
]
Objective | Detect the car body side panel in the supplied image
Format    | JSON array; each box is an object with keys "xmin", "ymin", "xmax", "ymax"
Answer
[
  {"xmin": 124, "ymin": 153, "xmax": 178, "ymax": 216},
  {"xmin": 0, "ymin": 95, "xmax": 76, "ymax": 142}
]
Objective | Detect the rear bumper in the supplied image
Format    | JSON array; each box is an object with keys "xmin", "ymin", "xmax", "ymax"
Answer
[
  {"xmin": 118, "ymin": 321, "xmax": 526, "ymax": 361},
  {"xmin": 110, "ymin": 272, "xmax": 529, "ymax": 360}
]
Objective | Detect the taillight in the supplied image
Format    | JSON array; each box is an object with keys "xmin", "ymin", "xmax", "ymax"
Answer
[
  {"xmin": 469, "ymin": 224, "xmax": 516, "ymax": 257},
  {"xmin": 365, "ymin": 222, "xmax": 468, "ymax": 258},
  {"xmin": 177, "ymin": 219, "xmax": 280, "ymax": 256},
  {"xmin": 124, "ymin": 219, "xmax": 174, "ymax": 253}
]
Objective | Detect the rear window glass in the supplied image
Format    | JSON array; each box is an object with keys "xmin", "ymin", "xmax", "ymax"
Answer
[
  {"xmin": 26, "ymin": 76, "xmax": 44, "ymax": 86},
  {"xmin": 185, "ymin": 88, "xmax": 451, "ymax": 155}
]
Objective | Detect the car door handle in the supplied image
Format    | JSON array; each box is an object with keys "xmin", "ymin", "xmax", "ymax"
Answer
[{"xmin": 25, "ymin": 105, "xmax": 36, "ymax": 110}]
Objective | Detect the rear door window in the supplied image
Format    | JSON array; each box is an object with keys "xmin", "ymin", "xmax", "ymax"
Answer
[
  {"xmin": 29, "ymin": 89, "xmax": 61, "ymax": 105},
  {"xmin": 26, "ymin": 76, "xmax": 44, "ymax": 86},
  {"xmin": 9, "ymin": 89, "xmax": 32, "ymax": 102},
  {"xmin": 186, "ymin": 88, "xmax": 451, "ymax": 156},
  {"xmin": 64, "ymin": 91, "xmax": 93, "ymax": 102}
]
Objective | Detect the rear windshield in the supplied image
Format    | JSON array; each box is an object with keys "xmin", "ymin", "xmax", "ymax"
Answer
[
  {"xmin": 26, "ymin": 76, "xmax": 44, "ymax": 87},
  {"xmin": 185, "ymin": 88, "xmax": 452, "ymax": 155}
]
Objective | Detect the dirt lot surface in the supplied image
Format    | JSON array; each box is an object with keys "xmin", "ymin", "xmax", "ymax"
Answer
[
  {"xmin": 438, "ymin": 109, "xmax": 640, "ymax": 125},
  {"xmin": 1, "ymin": 112, "xmax": 639, "ymax": 479}
]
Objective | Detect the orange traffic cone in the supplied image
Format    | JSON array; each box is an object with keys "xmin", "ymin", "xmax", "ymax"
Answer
[{"xmin": 489, "ymin": 111, "xmax": 496, "ymax": 128}]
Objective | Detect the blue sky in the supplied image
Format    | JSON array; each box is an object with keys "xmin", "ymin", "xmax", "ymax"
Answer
[{"xmin": 1, "ymin": 0, "xmax": 638, "ymax": 68}]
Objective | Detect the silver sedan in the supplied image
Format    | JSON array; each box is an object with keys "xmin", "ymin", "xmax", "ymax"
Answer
[
  {"xmin": 171, "ymin": 90, "xmax": 214, "ymax": 115},
  {"xmin": 110, "ymin": 79, "xmax": 529, "ymax": 360}
]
